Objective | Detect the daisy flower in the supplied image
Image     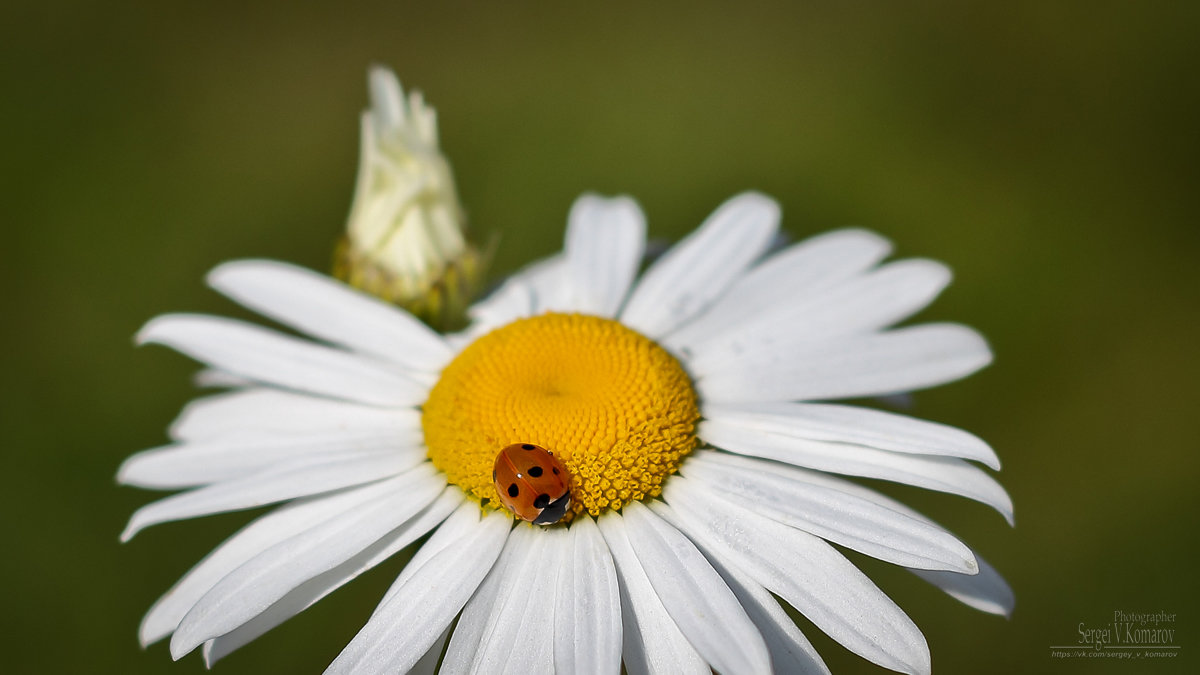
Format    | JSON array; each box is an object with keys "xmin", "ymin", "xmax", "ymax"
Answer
[
  {"xmin": 120, "ymin": 189, "xmax": 1013, "ymax": 674},
  {"xmin": 121, "ymin": 67, "xmax": 1011, "ymax": 674}
]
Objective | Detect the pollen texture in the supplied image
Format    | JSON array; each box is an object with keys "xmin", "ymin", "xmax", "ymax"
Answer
[{"xmin": 423, "ymin": 313, "xmax": 699, "ymax": 521}]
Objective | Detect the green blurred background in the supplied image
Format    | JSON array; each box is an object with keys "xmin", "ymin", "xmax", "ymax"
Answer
[{"xmin": 4, "ymin": 1, "xmax": 1197, "ymax": 673}]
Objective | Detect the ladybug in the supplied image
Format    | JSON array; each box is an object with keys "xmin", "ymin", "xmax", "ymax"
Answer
[{"xmin": 492, "ymin": 443, "xmax": 571, "ymax": 524}]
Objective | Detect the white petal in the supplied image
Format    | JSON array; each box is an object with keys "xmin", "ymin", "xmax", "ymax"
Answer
[
  {"xmin": 697, "ymin": 322, "xmax": 992, "ymax": 403},
  {"xmin": 138, "ymin": 314, "xmax": 428, "ymax": 407},
  {"xmin": 170, "ymin": 464, "xmax": 444, "ymax": 657},
  {"xmin": 685, "ymin": 259, "xmax": 952, "ymax": 374},
  {"xmin": 374, "ymin": 496, "xmax": 497, "ymax": 610},
  {"xmin": 664, "ymin": 227, "xmax": 892, "ymax": 351},
  {"xmin": 912, "ymin": 555, "xmax": 1015, "ymax": 617},
  {"xmin": 437, "ymin": 520, "xmax": 528, "ymax": 674},
  {"xmin": 682, "ymin": 451, "xmax": 977, "ymax": 572},
  {"xmin": 327, "ymin": 504, "xmax": 511, "ymax": 674},
  {"xmin": 700, "ymin": 419, "xmax": 1013, "ymax": 524},
  {"xmin": 769, "ymin": 467, "xmax": 1015, "ymax": 616},
  {"xmin": 121, "ymin": 452, "xmax": 412, "ymax": 541},
  {"xmin": 554, "ymin": 517, "xmax": 622, "ymax": 675},
  {"xmin": 466, "ymin": 526, "xmax": 558, "ymax": 674},
  {"xmin": 649, "ymin": 502, "xmax": 831, "ymax": 675},
  {"xmin": 515, "ymin": 254, "xmax": 569, "ymax": 315},
  {"xmin": 464, "ymin": 276, "xmax": 535, "ymax": 335},
  {"xmin": 663, "ymin": 478, "xmax": 931, "ymax": 675},
  {"xmin": 137, "ymin": 480, "xmax": 400, "ymax": 647},
  {"xmin": 192, "ymin": 369, "xmax": 253, "ymax": 389},
  {"xmin": 169, "ymin": 388, "xmax": 420, "ymax": 442},
  {"xmin": 597, "ymin": 514, "xmax": 709, "ymax": 675},
  {"xmin": 368, "ymin": 66, "xmax": 406, "ymax": 130},
  {"xmin": 118, "ymin": 430, "xmax": 423, "ymax": 489},
  {"xmin": 620, "ymin": 502, "xmax": 771, "ymax": 675},
  {"xmin": 528, "ymin": 265, "xmax": 571, "ymax": 314},
  {"xmin": 704, "ymin": 401, "xmax": 1000, "ymax": 469},
  {"xmin": 621, "ymin": 192, "xmax": 780, "ymax": 338},
  {"xmin": 461, "ymin": 254, "xmax": 567, "ymax": 341},
  {"xmin": 407, "ymin": 625, "xmax": 451, "ymax": 675},
  {"xmin": 469, "ymin": 253, "xmax": 563, "ymax": 319},
  {"xmin": 562, "ymin": 194, "xmax": 647, "ymax": 318},
  {"xmin": 505, "ymin": 528, "xmax": 567, "ymax": 674},
  {"xmin": 408, "ymin": 90, "xmax": 439, "ymax": 145},
  {"xmin": 201, "ymin": 488, "xmax": 462, "ymax": 665},
  {"xmin": 207, "ymin": 260, "xmax": 454, "ymax": 371},
  {"xmin": 789, "ymin": 258, "xmax": 951, "ymax": 336}
]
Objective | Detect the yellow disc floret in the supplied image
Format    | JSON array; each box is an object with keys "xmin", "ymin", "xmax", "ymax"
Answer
[{"xmin": 423, "ymin": 313, "xmax": 699, "ymax": 521}]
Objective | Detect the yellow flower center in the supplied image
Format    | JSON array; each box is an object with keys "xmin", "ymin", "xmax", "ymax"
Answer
[{"xmin": 423, "ymin": 313, "xmax": 699, "ymax": 521}]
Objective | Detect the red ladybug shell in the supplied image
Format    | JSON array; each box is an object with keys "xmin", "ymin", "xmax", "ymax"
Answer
[{"xmin": 493, "ymin": 443, "xmax": 571, "ymax": 524}]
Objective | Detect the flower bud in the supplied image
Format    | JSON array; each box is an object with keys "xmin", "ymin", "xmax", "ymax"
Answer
[{"xmin": 334, "ymin": 66, "xmax": 484, "ymax": 329}]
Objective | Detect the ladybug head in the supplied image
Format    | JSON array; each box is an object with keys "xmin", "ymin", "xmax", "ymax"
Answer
[{"xmin": 532, "ymin": 493, "xmax": 571, "ymax": 525}]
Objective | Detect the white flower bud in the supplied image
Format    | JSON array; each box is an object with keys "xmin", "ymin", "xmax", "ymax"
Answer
[{"xmin": 335, "ymin": 66, "xmax": 483, "ymax": 328}]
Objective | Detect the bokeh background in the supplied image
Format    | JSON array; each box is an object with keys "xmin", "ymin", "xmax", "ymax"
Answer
[{"xmin": 4, "ymin": 1, "xmax": 1197, "ymax": 673}]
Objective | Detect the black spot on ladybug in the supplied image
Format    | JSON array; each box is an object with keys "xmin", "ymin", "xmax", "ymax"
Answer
[
  {"xmin": 522, "ymin": 444, "xmax": 535, "ymax": 450},
  {"xmin": 533, "ymin": 493, "xmax": 551, "ymax": 509},
  {"xmin": 552, "ymin": 467, "xmax": 560, "ymax": 475},
  {"xmin": 528, "ymin": 465, "xmax": 543, "ymax": 478},
  {"xmin": 508, "ymin": 483, "xmax": 520, "ymax": 498}
]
